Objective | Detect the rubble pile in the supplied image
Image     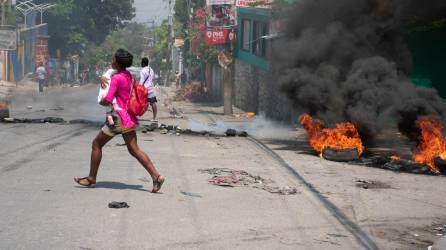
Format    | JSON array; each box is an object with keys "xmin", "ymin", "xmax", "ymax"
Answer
[
  {"xmin": 358, "ymin": 156, "xmax": 439, "ymax": 175},
  {"xmin": 173, "ymin": 83, "xmax": 211, "ymax": 103},
  {"xmin": 199, "ymin": 168, "xmax": 298, "ymax": 195},
  {"xmin": 141, "ymin": 122, "xmax": 249, "ymax": 138},
  {"xmin": 1, "ymin": 117, "xmax": 103, "ymax": 127}
]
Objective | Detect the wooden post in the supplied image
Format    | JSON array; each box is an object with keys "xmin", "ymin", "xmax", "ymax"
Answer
[{"xmin": 223, "ymin": 65, "xmax": 233, "ymax": 115}]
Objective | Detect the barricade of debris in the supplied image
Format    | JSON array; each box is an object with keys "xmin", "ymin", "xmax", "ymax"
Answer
[
  {"xmin": 141, "ymin": 122, "xmax": 249, "ymax": 138},
  {"xmin": 173, "ymin": 82, "xmax": 211, "ymax": 102},
  {"xmin": 1, "ymin": 116, "xmax": 103, "ymax": 127},
  {"xmin": 357, "ymin": 155, "xmax": 440, "ymax": 175},
  {"xmin": 199, "ymin": 168, "xmax": 298, "ymax": 195}
]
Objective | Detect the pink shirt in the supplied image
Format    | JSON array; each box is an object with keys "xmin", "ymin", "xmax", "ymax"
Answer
[{"xmin": 104, "ymin": 70, "xmax": 138, "ymax": 128}]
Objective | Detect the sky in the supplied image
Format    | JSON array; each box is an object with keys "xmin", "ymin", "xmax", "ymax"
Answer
[{"xmin": 133, "ymin": 0, "xmax": 170, "ymax": 24}]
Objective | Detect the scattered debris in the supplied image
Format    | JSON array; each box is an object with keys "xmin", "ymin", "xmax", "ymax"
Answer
[
  {"xmin": 238, "ymin": 131, "xmax": 249, "ymax": 137},
  {"xmin": 434, "ymin": 157, "xmax": 446, "ymax": 174},
  {"xmin": 144, "ymin": 122, "xmax": 158, "ymax": 132},
  {"xmin": 48, "ymin": 106, "xmax": 65, "ymax": 111},
  {"xmin": 1, "ymin": 117, "xmax": 65, "ymax": 124},
  {"xmin": 355, "ymin": 179, "xmax": 392, "ymax": 189},
  {"xmin": 225, "ymin": 129, "xmax": 237, "ymax": 137},
  {"xmin": 180, "ymin": 191, "xmax": 202, "ymax": 198},
  {"xmin": 108, "ymin": 201, "xmax": 130, "ymax": 209},
  {"xmin": 357, "ymin": 156, "xmax": 439, "ymax": 175},
  {"xmin": 174, "ymin": 83, "xmax": 211, "ymax": 103},
  {"xmin": 68, "ymin": 119, "xmax": 103, "ymax": 127},
  {"xmin": 199, "ymin": 168, "xmax": 298, "ymax": 195}
]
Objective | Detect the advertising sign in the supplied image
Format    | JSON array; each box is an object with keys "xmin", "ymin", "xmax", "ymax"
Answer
[
  {"xmin": 236, "ymin": 0, "xmax": 273, "ymax": 8},
  {"xmin": 0, "ymin": 29, "xmax": 17, "ymax": 51},
  {"xmin": 205, "ymin": 29, "xmax": 229, "ymax": 45},
  {"xmin": 206, "ymin": 0, "xmax": 237, "ymax": 28}
]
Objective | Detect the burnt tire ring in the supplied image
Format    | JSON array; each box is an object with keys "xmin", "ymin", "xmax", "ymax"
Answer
[{"xmin": 322, "ymin": 148, "xmax": 360, "ymax": 162}]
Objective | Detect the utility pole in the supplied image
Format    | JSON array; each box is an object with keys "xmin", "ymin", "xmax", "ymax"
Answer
[
  {"xmin": 222, "ymin": 43, "xmax": 234, "ymax": 115},
  {"xmin": 166, "ymin": 0, "xmax": 173, "ymax": 86},
  {"xmin": 1, "ymin": 0, "xmax": 6, "ymax": 26}
]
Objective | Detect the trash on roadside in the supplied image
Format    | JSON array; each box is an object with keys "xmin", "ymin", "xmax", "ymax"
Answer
[
  {"xmin": 108, "ymin": 201, "xmax": 130, "ymax": 209},
  {"xmin": 180, "ymin": 191, "xmax": 202, "ymax": 198},
  {"xmin": 355, "ymin": 179, "xmax": 392, "ymax": 189},
  {"xmin": 199, "ymin": 168, "xmax": 298, "ymax": 195},
  {"xmin": 0, "ymin": 116, "xmax": 66, "ymax": 124},
  {"xmin": 225, "ymin": 129, "xmax": 237, "ymax": 137},
  {"xmin": 49, "ymin": 106, "xmax": 65, "ymax": 111},
  {"xmin": 238, "ymin": 131, "xmax": 248, "ymax": 137},
  {"xmin": 246, "ymin": 112, "xmax": 255, "ymax": 118}
]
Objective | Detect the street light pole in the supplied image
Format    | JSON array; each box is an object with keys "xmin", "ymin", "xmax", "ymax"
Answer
[{"xmin": 1, "ymin": 0, "xmax": 6, "ymax": 26}]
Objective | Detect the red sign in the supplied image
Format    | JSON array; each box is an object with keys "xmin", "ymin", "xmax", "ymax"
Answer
[
  {"xmin": 236, "ymin": 0, "xmax": 272, "ymax": 8},
  {"xmin": 205, "ymin": 29, "xmax": 229, "ymax": 45}
]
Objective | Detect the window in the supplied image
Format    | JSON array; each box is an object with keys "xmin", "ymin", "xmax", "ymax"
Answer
[
  {"xmin": 252, "ymin": 21, "xmax": 268, "ymax": 58},
  {"xmin": 241, "ymin": 19, "xmax": 251, "ymax": 51}
]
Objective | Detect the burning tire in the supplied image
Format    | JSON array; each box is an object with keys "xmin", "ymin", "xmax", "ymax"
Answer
[
  {"xmin": 322, "ymin": 148, "xmax": 360, "ymax": 162},
  {"xmin": 434, "ymin": 157, "xmax": 446, "ymax": 174},
  {"xmin": 0, "ymin": 103, "xmax": 9, "ymax": 119}
]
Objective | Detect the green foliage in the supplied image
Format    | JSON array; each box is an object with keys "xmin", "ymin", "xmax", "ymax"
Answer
[
  {"xmin": 151, "ymin": 21, "xmax": 170, "ymax": 75},
  {"xmin": 36, "ymin": 0, "xmax": 135, "ymax": 57},
  {"xmin": 174, "ymin": 0, "xmax": 219, "ymax": 67},
  {"xmin": 81, "ymin": 22, "xmax": 149, "ymax": 67}
]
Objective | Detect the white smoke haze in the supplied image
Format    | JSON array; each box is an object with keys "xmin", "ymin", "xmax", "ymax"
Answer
[
  {"xmin": 187, "ymin": 114, "xmax": 294, "ymax": 139},
  {"xmin": 9, "ymin": 82, "xmax": 103, "ymax": 121}
]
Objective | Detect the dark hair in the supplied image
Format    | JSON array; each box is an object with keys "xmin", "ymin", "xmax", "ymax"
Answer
[
  {"xmin": 114, "ymin": 49, "xmax": 133, "ymax": 69},
  {"xmin": 141, "ymin": 57, "xmax": 149, "ymax": 67}
]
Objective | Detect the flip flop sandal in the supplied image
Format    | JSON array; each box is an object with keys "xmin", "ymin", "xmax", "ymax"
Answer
[
  {"xmin": 74, "ymin": 177, "xmax": 96, "ymax": 188},
  {"xmin": 152, "ymin": 175, "xmax": 165, "ymax": 193}
]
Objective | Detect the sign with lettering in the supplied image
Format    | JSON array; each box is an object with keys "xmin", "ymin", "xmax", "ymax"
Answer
[
  {"xmin": 0, "ymin": 29, "xmax": 16, "ymax": 50},
  {"xmin": 236, "ymin": 0, "xmax": 273, "ymax": 8},
  {"xmin": 205, "ymin": 29, "xmax": 229, "ymax": 45},
  {"xmin": 206, "ymin": 0, "xmax": 237, "ymax": 28}
]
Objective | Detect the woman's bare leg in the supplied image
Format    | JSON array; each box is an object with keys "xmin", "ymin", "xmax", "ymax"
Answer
[
  {"xmin": 77, "ymin": 131, "xmax": 113, "ymax": 185},
  {"xmin": 152, "ymin": 103, "xmax": 157, "ymax": 120},
  {"xmin": 122, "ymin": 130, "xmax": 160, "ymax": 180}
]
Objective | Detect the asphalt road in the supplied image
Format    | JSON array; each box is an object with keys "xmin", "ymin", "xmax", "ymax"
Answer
[{"xmin": 1, "ymin": 84, "xmax": 445, "ymax": 249}]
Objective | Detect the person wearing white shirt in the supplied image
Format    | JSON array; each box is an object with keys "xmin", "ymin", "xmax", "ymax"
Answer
[{"xmin": 140, "ymin": 57, "xmax": 157, "ymax": 121}]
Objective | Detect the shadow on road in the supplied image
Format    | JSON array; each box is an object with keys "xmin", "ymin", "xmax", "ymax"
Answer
[{"xmin": 94, "ymin": 181, "xmax": 150, "ymax": 192}]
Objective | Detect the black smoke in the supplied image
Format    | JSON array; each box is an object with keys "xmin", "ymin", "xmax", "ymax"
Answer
[{"xmin": 276, "ymin": 0, "xmax": 446, "ymax": 140}]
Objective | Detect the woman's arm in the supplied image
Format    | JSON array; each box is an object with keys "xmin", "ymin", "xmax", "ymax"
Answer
[{"xmin": 101, "ymin": 75, "xmax": 119, "ymax": 106}]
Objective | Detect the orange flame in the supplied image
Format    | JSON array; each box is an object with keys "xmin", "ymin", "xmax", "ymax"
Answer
[
  {"xmin": 412, "ymin": 118, "xmax": 446, "ymax": 174},
  {"xmin": 299, "ymin": 114, "xmax": 364, "ymax": 156},
  {"xmin": 390, "ymin": 155, "xmax": 401, "ymax": 161}
]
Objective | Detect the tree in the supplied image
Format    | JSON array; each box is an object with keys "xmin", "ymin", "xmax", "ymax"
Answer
[
  {"xmin": 35, "ymin": 0, "xmax": 135, "ymax": 57},
  {"xmin": 82, "ymin": 22, "xmax": 149, "ymax": 67},
  {"xmin": 150, "ymin": 21, "xmax": 170, "ymax": 77}
]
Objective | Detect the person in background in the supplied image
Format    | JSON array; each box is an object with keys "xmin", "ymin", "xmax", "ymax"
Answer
[
  {"xmin": 140, "ymin": 57, "xmax": 158, "ymax": 121},
  {"xmin": 35, "ymin": 62, "xmax": 47, "ymax": 93},
  {"xmin": 175, "ymin": 70, "xmax": 180, "ymax": 89}
]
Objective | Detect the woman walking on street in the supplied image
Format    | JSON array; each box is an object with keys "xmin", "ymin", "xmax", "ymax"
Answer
[{"xmin": 74, "ymin": 49, "xmax": 165, "ymax": 193}]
